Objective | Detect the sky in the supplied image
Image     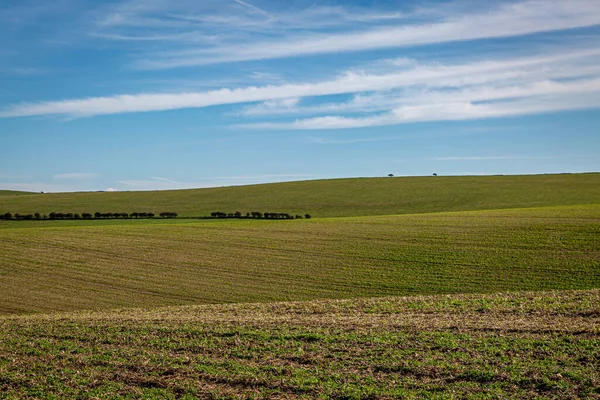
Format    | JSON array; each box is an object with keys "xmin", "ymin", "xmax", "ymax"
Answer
[{"xmin": 1, "ymin": 0, "xmax": 599, "ymax": 192}]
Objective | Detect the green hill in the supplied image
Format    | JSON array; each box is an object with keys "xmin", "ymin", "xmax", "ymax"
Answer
[
  {"xmin": 0, "ymin": 190, "xmax": 34, "ymax": 196},
  {"xmin": 1, "ymin": 173, "xmax": 599, "ymax": 217},
  {"xmin": 1, "ymin": 205, "xmax": 598, "ymax": 314}
]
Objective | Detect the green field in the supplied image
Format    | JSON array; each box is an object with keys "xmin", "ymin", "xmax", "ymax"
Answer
[
  {"xmin": 1, "ymin": 205, "xmax": 598, "ymax": 314},
  {"xmin": 1, "ymin": 174, "xmax": 599, "ymax": 398},
  {"xmin": 1, "ymin": 290, "xmax": 598, "ymax": 398},
  {"xmin": 0, "ymin": 190, "xmax": 33, "ymax": 196},
  {"xmin": 1, "ymin": 173, "xmax": 599, "ymax": 217}
]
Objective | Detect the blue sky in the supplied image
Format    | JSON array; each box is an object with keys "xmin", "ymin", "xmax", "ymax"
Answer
[{"xmin": 1, "ymin": 0, "xmax": 599, "ymax": 192}]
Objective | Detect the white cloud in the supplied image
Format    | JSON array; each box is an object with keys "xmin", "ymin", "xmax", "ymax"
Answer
[
  {"xmin": 232, "ymin": 0, "xmax": 271, "ymax": 18},
  {"xmin": 105, "ymin": 187, "xmax": 119, "ymax": 192},
  {"xmin": 242, "ymin": 97, "xmax": 300, "ymax": 115},
  {"xmin": 151, "ymin": 176, "xmax": 177, "ymax": 183},
  {"xmin": 2, "ymin": 47, "xmax": 599, "ymax": 119},
  {"xmin": 53, "ymin": 173, "xmax": 99, "ymax": 180},
  {"xmin": 244, "ymin": 90, "xmax": 600, "ymax": 130},
  {"xmin": 137, "ymin": 0, "xmax": 600, "ymax": 68}
]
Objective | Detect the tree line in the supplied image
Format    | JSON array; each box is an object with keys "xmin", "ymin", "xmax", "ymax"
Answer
[
  {"xmin": 1, "ymin": 210, "xmax": 312, "ymax": 221},
  {"xmin": 0, "ymin": 211, "xmax": 178, "ymax": 220},
  {"xmin": 209, "ymin": 211, "xmax": 311, "ymax": 219}
]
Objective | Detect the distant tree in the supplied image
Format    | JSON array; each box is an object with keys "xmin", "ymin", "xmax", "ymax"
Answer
[
  {"xmin": 94, "ymin": 212, "xmax": 101, "ymax": 219},
  {"xmin": 34, "ymin": 213, "xmax": 41, "ymax": 220},
  {"xmin": 388, "ymin": 174, "xmax": 394, "ymax": 177},
  {"xmin": 295, "ymin": 215, "xmax": 303, "ymax": 219},
  {"xmin": 49, "ymin": 212, "xmax": 57, "ymax": 220},
  {"xmin": 74, "ymin": 213, "xmax": 81, "ymax": 219},
  {"xmin": 433, "ymin": 173, "xmax": 438, "ymax": 176},
  {"xmin": 305, "ymin": 214, "xmax": 312, "ymax": 219},
  {"xmin": 3, "ymin": 212, "xmax": 12, "ymax": 220}
]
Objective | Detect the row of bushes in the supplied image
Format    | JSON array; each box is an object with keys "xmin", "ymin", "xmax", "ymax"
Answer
[
  {"xmin": 1, "ymin": 211, "xmax": 313, "ymax": 221},
  {"xmin": 209, "ymin": 211, "xmax": 311, "ymax": 219},
  {"xmin": 0, "ymin": 211, "xmax": 178, "ymax": 220}
]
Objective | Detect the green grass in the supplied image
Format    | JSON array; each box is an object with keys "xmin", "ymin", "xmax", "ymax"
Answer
[
  {"xmin": 1, "ymin": 173, "xmax": 599, "ymax": 217},
  {"xmin": 0, "ymin": 190, "xmax": 34, "ymax": 196},
  {"xmin": 1, "ymin": 204, "xmax": 598, "ymax": 314},
  {"xmin": 1, "ymin": 175, "xmax": 599, "ymax": 398},
  {"xmin": 1, "ymin": 290, "xmax": 598, "ymax": 398}
]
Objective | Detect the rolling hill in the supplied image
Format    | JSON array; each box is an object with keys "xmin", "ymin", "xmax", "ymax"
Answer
[{"xmin": 1, "ymin": 173, "xmax": 599, "ymax": 218}]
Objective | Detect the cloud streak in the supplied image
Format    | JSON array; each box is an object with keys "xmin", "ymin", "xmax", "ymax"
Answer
[
  {"xmin": 137, "ymin": 0, "xmax": 600, "ymax": 69},
  {"xmin": 2, "ymin": 47, "xmax": 599, "ymax": 124},
  {"xmin": 245, "ymin": 90, "xmax": 600, "ymax": 130}
]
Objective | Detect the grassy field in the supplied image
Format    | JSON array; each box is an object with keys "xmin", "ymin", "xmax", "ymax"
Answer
[
  {"xmin": 1, "ymin": 175, "xmax": 599, "ymax": 398},
  {"xmin": 0, "ymin": 190, "xmax": 33, "ymax": 196},
  {"xmin": 1, "ymin": 204, "xmax": 598, "ymax": 314},
  {"xmin": 1, "ymin": 290, "xmax": 598, "ymax": 398},
  {"xmin": 1, "ymin": 173, "xmax": 599, "ymax": 218}
]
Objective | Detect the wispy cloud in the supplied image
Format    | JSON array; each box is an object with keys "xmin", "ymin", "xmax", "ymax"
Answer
[
  {"xmin": 150, "ymin": 176, "xmax": 177, "ymax": 183},
  {"xmin": 3, "ymin": 47, "xmax": 599, "ymax": 120},
  {"xmin": 232, "ymin": 0, "xmax": 271, "ymax": 18},
  {"xmin": 242, "ymin": 97, "xmax": 300, "ymax": 116},
  {"xmin": 137, "ymin": 0, "xmax": 600, "ymax": 69},
  {"xmin": 245, "ymin": 90, "xmax": 600, "ymax": 130}
]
